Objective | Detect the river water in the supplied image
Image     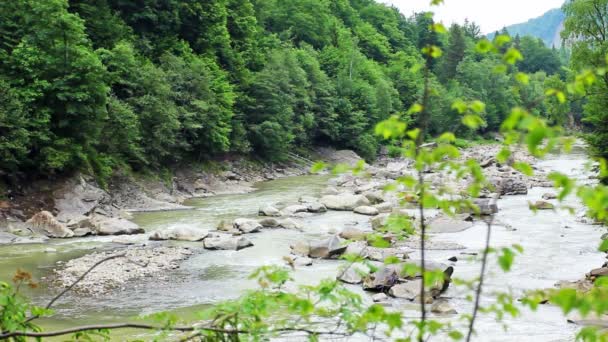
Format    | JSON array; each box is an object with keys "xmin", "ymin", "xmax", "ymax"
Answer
[{"xmin": 0, "ymin": 149, "xmax": 604, "ymax": 341}]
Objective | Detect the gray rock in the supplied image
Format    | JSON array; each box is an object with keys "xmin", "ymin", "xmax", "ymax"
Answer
[
  {"xmin": 432, "ymin": 299, "xmax": 457, "ymax": 315},
  {"xmin": 306, "ymin": 202, "xmax": 327, "ymax": 213},
  {"xmin": 92, "ymin": 217, "xmax": 144, "ymax": 236},
  {"xmin": 338, "ymin": 267, "xmax": 365, "ymax": 284},
  {"xmin": 283, "ymin": 205, "xmax": 308, "ymax": 215},
  {"xmin": 339, "ymin": 227, "xmax": 368, "ymax": 241},
  {"xmin": 72, "ymin": 227, "xmax": 93, "ymax": 237},
  {"xmin": 279, "ymin": 218, "xmax": 303, "ymax": 230},
  {"xmin": 149, "ymin": 227, "xmax": 209, "ymax": 241},
  {"xmin": 372, "ymin": 293, "xmax": 389, "ymax": 302},
  {"xmin": 26, "ymin": 211, "xmax": 74, "ymax": 238},
  {"xmin": 354, "ymin": 206, "xmax": 379, "ymax": 216},
  {"xmin": 473, "ymin": 197, "xmax": 498, "ymax": 215},
  {"xmin": 320, "ymin": 194, "xmax": 370, "ymax": 211},
  {"xmin": 370, "ymin": 213, "xmax": 390, "ymax": 231},
  {"xmin": 493, "ymin": 176, "xmax": 528, "ymax": 196},
  {"xmin": 298, "ymin": 196, "xmax": 318, "ymax": 204},
  {"xmin": 293, "ymin": 256, "xmax": 313, "ymax": 267},
  {"xmin": 363, "ymin": 267, "xmax": 399, "ymax": 291},
  {"xmin": 542, "ymin": 192, "xmax": 558, "ymax": 200},
  {"xmin": 389, "ymin": 280, "xmax": 421, "ymax": 300},
  {"xmin": 363, "ymin": 191, "xmax": 385, "ymax": 204},
  {"xmin": 258, "ymin": 217, "xmax": 280, "ymax": 228},
  {"xmin": 204, "ymin": 235, "xmax": 253, "ymax": 251},
  {"xmin": 233, "ymin": 218, "xmax": 262, "ymax": 233},
  {"xmin": 309, "ymin": 235, "xmax": 347, "ymax": 259},
  {"xmin": 428, "ymin": 215, "xmax": 474, "ymax": 233},
  {"xmin": 532, "ymin": 201, "xmax": 554, "ymax": 210},
  {"xmin": 258, "ymin": 205, "xmax": 282, "ymax": 217},
  {"xmin": 290, "ymin": 240, "xmax": 310, "ymax": 256},
  {"xmin": 374, "ymin": 202, "xmax": 393, "ymax": 213}
]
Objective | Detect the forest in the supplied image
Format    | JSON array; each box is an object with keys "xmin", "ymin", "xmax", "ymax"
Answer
[{"xmin": 0, "ymin": 0, "xmax": 577, "ymax": 182}]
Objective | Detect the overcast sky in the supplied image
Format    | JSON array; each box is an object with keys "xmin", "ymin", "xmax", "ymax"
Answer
[{"xmin": 382, "ymin": 0, "xmax": 564, "ymax": 34}]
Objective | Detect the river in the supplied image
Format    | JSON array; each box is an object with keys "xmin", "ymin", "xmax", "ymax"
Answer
[{"xmin": 0, "ymin": 148, "xmax": 604, "ymax": 341}]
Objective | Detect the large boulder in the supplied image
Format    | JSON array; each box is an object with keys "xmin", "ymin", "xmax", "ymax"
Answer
[
  {"xmin": 344, "ymin": 241, "xmax": 408, "ymax": 262},
  {"xmin": 363, "ymin": 267, "xmax": 399, "ymax": 291},
  {"xmin": 54, "ymin": 176, "xmax": 108, "ymax": 223},
  {"xmin": 473, "ymin": 198, "xmax": 498, "ymax": 215},
  {"xmin": 258, "ymin": 217, "xmax": 280, "ymax": 228},
  {"xmin": 204, "ymin": 234, "xmax": 253, "ymax": 251},
  {"xmin": 493, "ymin": 176, "xmax": 528, "ymax": 196},
  {"xmin": 305, "ymin": 202, "xmax": 327, "ymax": 213},
  {"xmin": 91, "ymin": 217, "xmax": 144, "ymax": 236},
  {"xmin": 370, "ymin": 213, "xmax": 390, "ymax": 231},
  {"xmin": 258, "ymin": 205, "xmax": 282, "ymax": 217},
  {"xmin": 428, "ymin": 214, "xmax": 474, "ymax": 233},
  {"xmin": 279, "ymin": 218, "xmax": 303, "ymax": 230},
  {"xmin": 233, "ymin": 218, "xmax": 262, "ymax": 233},
  {"xmin": 290, "ymin": 240, "xmax": 310, "ymax": 256},
  {"xmin": 149, "ymin": 226, "xmax": 209, "ymax": 241},
  {"xmin": 363, "ymin": 191, "xmax": 385, "ymax": 204},
  {"xmin": 283, "ymin": 205, "xmax": 308, "ymax": 215},
  {"xmin": 26, "ymin": 211, "xmax": 74, "ymax": 238},
  {"xmin": 389, "ymin": 266, "xmax": 454, "ymax": 300},
  {"xmin": 354, "ymin": 206, "xmax": 379, "ymax": 216},
  {"xmin": 320, "ymin": 194, "xmax": 370, "ymax": 211},
  {"xmin": 309, "ymin": 235, "xmax": 347, "ymax": 259},
  {"xmin": 337, "ymin": 265, "xmax": 368, "ymax": 284},
  {"xmin": 339, "ymin": 227, "xmax": 368, "ymax": 241}
]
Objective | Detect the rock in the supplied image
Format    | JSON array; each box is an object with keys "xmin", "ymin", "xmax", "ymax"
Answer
[
  {"xmin": 283, "ymin": 205, "xmax": 308, "ymax": 215},
  {"xmin": 305, "ymin": 202, "xmax": 327, "ymax": 213},
  {"xmin": 204, "ymin": 235, "xmax": 253, "ymax": 251},
  {"xmin": 299, "ymin": 196, "xmax": 318, "ymax": 204},
  {"xmin": 222, "ymin": 171, "xmax": 240, "ymax": 181},
  {"xmin": 589, "ymin": 267, "xmax": 608, "ymax": 278},
  {"xmin": 493, "ymin": 177, "xmax": 528, "ymax": 196},
  {"xmin": 72, "ymin": 227, "xmax": 93, "ymax": 237},
  {"xmin": 366, "ymin": 247, "xmax": 409, "ymax": 262},
  {"xmin": 291, "ymin": 241, "xmax": 310, "ymax": 257},
  {"xmin": 389, "ymin": 280, "xmax": 421, "ymax": 300},
  {"xmin": 217, "ymin": 220, "xmax": 235, "ymax": 232},
  {"xmin": 363, "ymin": 191, "xmax": 385, "ymax": 204},
  {"xmin": 338, "ymin": 267, "xmax": 365, "ymax": 284},
  {"xmin": 339, "ymin": 227, "xmax": 368, "ymax": 241},
  {"xmin": 309, "ymin": 235, "xmax": 347, "ymax": 259},
  {"xmin": 320, "ymin": 194, "xmax": 370, "ymax": 211},
  {"xmin": 111, "ymin": 237, "xmax": 139, "ymax": 245},
  {"xmin": 428, "ymin": 215, "xmax": 474, "ymax": 233},
  {"xmin": 293, "ymin": 256, "xmax": 313, "ymax": 267},
  {"xmin": 372, "ymin": 293, "xmax": 388, "ymax": 302},
  {"xmin": 480, "ymin": 157, "xmax": 496, "ymax": 168},
  {"xmin": 323, "ymin": 187, "xmax": 340, "ymax": 195},
  {"xmin": 258, "ymin": 205, "xmax": 282, "ymax": 217},
  {"xmin": 54, "ymin": 176, "xmax": 108, "ymax": 223},
  {"xmin": 92, "ymin": 217, "xmax": 144, "ymax": 236},
  {"xmin": 448, "ymin": 256, "xmax": 458, "ymax": 262},
  {"xmin": 473, "ymin": 197, "xmax": 498, "ymax": 215},
  {"xmin": 258, "ymin": 217, "xmax": 280, "ymax": 228},
  {"xmin": 431, "ymin": 299, "xmax": 457, "ymax": 315},
  {"xmin": 363, "ymin": 267, "xmax": 399, "ymax": 291},
  {"xmin": 370, "ymin": 214, "xmax": 390, "ymax": 230},
  {"xmin": 149, "ymin": 226, "xmax": 209, "ymax": 241},
  {"xmin": 542, "ymin": 193, "xmax": 558, "ymax": 200},
  {"xmin": 532, "ymin": 201, "xmax": 554, "ymax": 210},
  {"xmin": 374, "ymin": 202, "xmax": 393, "ymax": 213},
  {"xmin": 26, "ymin": 211, "xmax": 74, "ymax": 238},
  {"xmin": 279, "ymin": 218, "xmax": 303, "ymax": 230},
  {"xmin": 233, "ymin": 218, "xmax": 262, "ymax": 233},
  {"xmin": 354, "ymin": 206, "xmax": 379, "ymax": 216}
]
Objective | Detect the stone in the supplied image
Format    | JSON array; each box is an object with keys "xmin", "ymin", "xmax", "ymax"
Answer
[
  {"xmin": 354, "ymin": 206, "xmax": 379, "ymax": 216},
  {"xmin": 479, "ymin": 157, "xmax": 496, "ymax": 168},
  {"xmin": 320, "ymin": 194, "xmax": 370, "ymax": 211},
  {"xmin": 204, "ymin": 235, "xmax": 253, "ymax": 251},
  {"xmin": 279, "ymin": 218, "xmax": 303, "ymax": 230},
  {"xmin": 338, "ymin": 267, "xmax": 365, "ymax": 284},
  {"xmin": 217, "ymin": 220, "xmax": 235, "ymax": 232},
  {"xmin": 258, "ymin": 217, "xmax": 280, "ymax": 228},
  {"xmin": 305, "ymin": 202, "xmax": 327, "ymax": 213},
  {"xmin": 323, "ymin": 187, "xmax": 340, "ymax": 195},
  {"xmin": 374, "ymin": 202, "xmax": 393, "ymax": 213},
  {"xmin": 339, "ymin": 227, "xmax": 368, "ymax": 241},
  {"xmin": 363, "ymin": 267, "xmax": 399, "ymax": 291},
  {"xmin": 448, "ymin": 256, "xmax": 458, "ymax": 262},
  {"xmin": 589, "ymin": 267, "xmax": 608, "ymax": 278},
  {"xmin": 493, "ymin": 176, "xmax": 528, "ymax": 196},
  {"xmin": 428, "ymin": 215, "xmax": 474, "ymax": 233},
  {"xmin": 298, "ymin": 196, "xmax": 318, "ymax": 204},
  {"xmin": 363, "ymin": 191, "xmax": 385, "ymax": 204},
  {"xmin": 532, "ymin": 201, "xmax": 554, "ymax": 210},
  {"xmin": 149, "ymin": 226, "xmax": 209, "ymax": 241},
  {"xmin": 290, "ymin": 241, "xmax": 310, "ymax": 257},
  {"xmin": 258, "ymin": 205, "xmax": 282, "ymax": 217},
  {"xmin": 26, "ymin": 211, "xmax": 74, "ymax": 238},
  {"xmin": 233, "ymin": 218, "xmax": 262, "ymax": 233},
  {"xmin": 370, "ymin": 214, "xmax": 390, "ymax": 231},
  {"xmin": 431, "ymin": 299, "xmax": 457, "ymax": 315},
  {"xmin": 473, "ymin": 197, "xmax": 499, "ymax": 215},
  {"xmin": 389, "ymin": 280, "xmax": 421, "ymax": 300},
  {"xmin": 309, "ymin": 235, "xmax": 347, "ymax": 259},
  {"xmin": 283, "ymin": 205, "xmax": 308, "ymax": 215},
  {"xmin": 293, "ymin": 256, "xmax": 313, "ymax": 267},
  {"xmin": 542, "ymin": 193, "xmax": 558, "ymax": 200},
  {"xmin": 372, "ymin": 293, "xmax": 388, "ymax": 302},
  {"xmin": 72, "ymin": 227, "xmax": 93, "ymax": 237},
  {"xmin": 92, "ymin": 217, "xmax": 144, "ymax": 236}
]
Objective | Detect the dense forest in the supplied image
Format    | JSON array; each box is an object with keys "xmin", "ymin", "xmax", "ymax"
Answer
[{"xmin": 0, "ymin": 0, "xmax": 570, "ymax": 182}]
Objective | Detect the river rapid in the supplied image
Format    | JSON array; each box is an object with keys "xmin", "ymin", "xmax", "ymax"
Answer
[{"xmin": 0, "ymin": 148, "xmax": 604, "ymax": 341}]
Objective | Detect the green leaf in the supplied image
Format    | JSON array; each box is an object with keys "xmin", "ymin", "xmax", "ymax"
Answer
[
  {"xmin": 498, "ymin": 248, "xmax": 515, "ymax": 272},
  {"xmin": 448, "ymin": 330, "xmax": 464, "ymax": 340},
  {"xmin": 310, "ymin": 162, "xmax": 326, "ymax": 173},
  {"xmin": 515, "ymin": 72, "xmax": 529, "ymax": 85},
  {"xmin": 513, "ymin": 161, "xmax": 534, "ymax": 176},
  {"xmin": 599, "ymin": 239, "xmax": 608, "ymax": 252},
  {"xmin": 475, "ymin": 39, "xmax": 493, "ymax": 53},
  {"xmin": 503, "ymin": 48, "xmax": 523, "ymax": 65}
]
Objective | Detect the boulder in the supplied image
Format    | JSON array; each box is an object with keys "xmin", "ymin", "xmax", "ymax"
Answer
[
  {"xmin": 233, "ymin": 218, "xmax": 262, "ymax": 233},
  {"xmin": 354, "ymin": 206, "xmax": 379, "ymax": 216},
  {"xmin": 431, "ymin": 299, "xmax": 457, "ymax": 315},
  {"xmin": 306, "ymin": 202, "xmax": 327, "ymax": 213},
  {"xmin": 363, "ymin": 191, "xmax": 385, "ymax": 205},
  {"xmin": 26, "ymin": 211, "xmax": 74, "ymax": 238},
  {"xmin": 279, "ymin": 218, "xmax": 303, "ymax": 230},
  {"xmin": 290, "ymin": 240, "xmax": 310, "ymax": 257},
  {"xmin": 370, "ymin": 214, "xmax": 390, "ymax": 231},
  {"xmin": 258, "ymin": 205, "xmax": 282, "ymax": 217},
  {"xmin": 283, "ymin": 205, "xmax": 308, "ymax": 215},
  {"xmin": 363, "ymin": 267, "xmax": 399, "ymax": 291},
  {"xmin": 374, "ymin": 202, "xmax": 393, "ymax": 213},
  {"xmin": 588, "ymin": 267, "xmax": 608, "ymax": 278},
  {"xmin": 532, "ymin": 201, "xmax": 554, "ymax": 210},
  {"xmin": 149, "ymin": 227, "xmax": 209, "ymax": 241},
  {"xmin": 339, "ymin": 227, "xmax": 368, "ymax": 241},
  {"xmin": 428, "ymin": 215, "xmax": 474, "ymax": 233},
  {"xmin": 92, "ymin": 217, "xmax": 144, "ymax": 236},
  {"xmin": 73, "ymin": 227, "xmax": 93, "ymax": 237},
  {"xmin": 293, "ymin": 256, "xmax": 313, "ymax": 267},
  {"xmin": 258, "ymin": 217, "xmax": 280, "ymax": 228},
  {"xmin": 493, "ymin": 177, "xmax": 528, "ymax": 196},
  {"xmin": 204, "ymin": 235, "xmax": 253, "ymax": 251},
  {"xmin": 372, "ymin": 293, "xmax": 388, "ymax": 302},
  {"xmin": 320, "ymin": 194, "xmax": 370, "ymax": 211},
  {"xmin": 473, "ymin": 197, "xmax": 498, "ymax": 215},
  {"xmin": 338, "ymin": 266, "xmax": 366, "ymax": 284},
  {"xmin": 389, "ymin": 280, "xmax": 421, "ymax": 300},
  {"xmin": 542, "ymin": 193, "xmax": 558, "ymax": 200},
  {"xmin": 309, "ymin": 235, "xmax": 347, "ymax": 259},
  {"xmin": 298, "ymin": 196, "xmax": 318, "ymax": 204}
]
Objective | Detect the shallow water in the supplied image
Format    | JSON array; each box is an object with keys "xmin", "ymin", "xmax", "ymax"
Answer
[{"xmin": 0, "ymin": 150, "xmax": 605, "ymax": 341}]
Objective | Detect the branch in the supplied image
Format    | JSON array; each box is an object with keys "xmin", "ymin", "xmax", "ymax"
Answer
[{"xmin": 465, "ymin": 216, "xmax": 494, "ymax": 342}]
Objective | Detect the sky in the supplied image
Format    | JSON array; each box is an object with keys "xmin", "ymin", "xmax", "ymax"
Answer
[{"xmin": 382, "ymin": 0, "xmax": 564, "ymax": 34}]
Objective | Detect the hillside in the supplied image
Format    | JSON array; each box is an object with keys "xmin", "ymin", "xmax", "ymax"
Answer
[{"xmin": 489, "ymin": 8, "xmax": 565, "ymax": 47}]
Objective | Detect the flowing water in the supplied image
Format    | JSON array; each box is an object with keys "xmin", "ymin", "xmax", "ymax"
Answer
[{"xmin": 0, "ymin": 149, "xmax": 605, "ymax": 341}]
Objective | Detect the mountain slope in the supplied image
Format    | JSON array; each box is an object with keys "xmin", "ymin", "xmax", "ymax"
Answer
[{"xmin": 489, "ymin": 8, "xmax": 565, "ymax": 47}]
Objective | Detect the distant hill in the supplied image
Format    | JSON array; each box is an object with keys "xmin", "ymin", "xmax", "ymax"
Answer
[{"xmin": 488, "ymin": 8, "xmax": 565, "ymax": 47}]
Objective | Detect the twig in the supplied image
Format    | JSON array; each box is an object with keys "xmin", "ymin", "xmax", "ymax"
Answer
[{"xmin": 465, "ymin": 217, "xmax": 494, "ymax": 342}]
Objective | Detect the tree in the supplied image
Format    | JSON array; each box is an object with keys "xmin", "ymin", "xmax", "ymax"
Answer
[{"xmin": 438, "ymin": 24, "xmax": 467, "ymax": 83}]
